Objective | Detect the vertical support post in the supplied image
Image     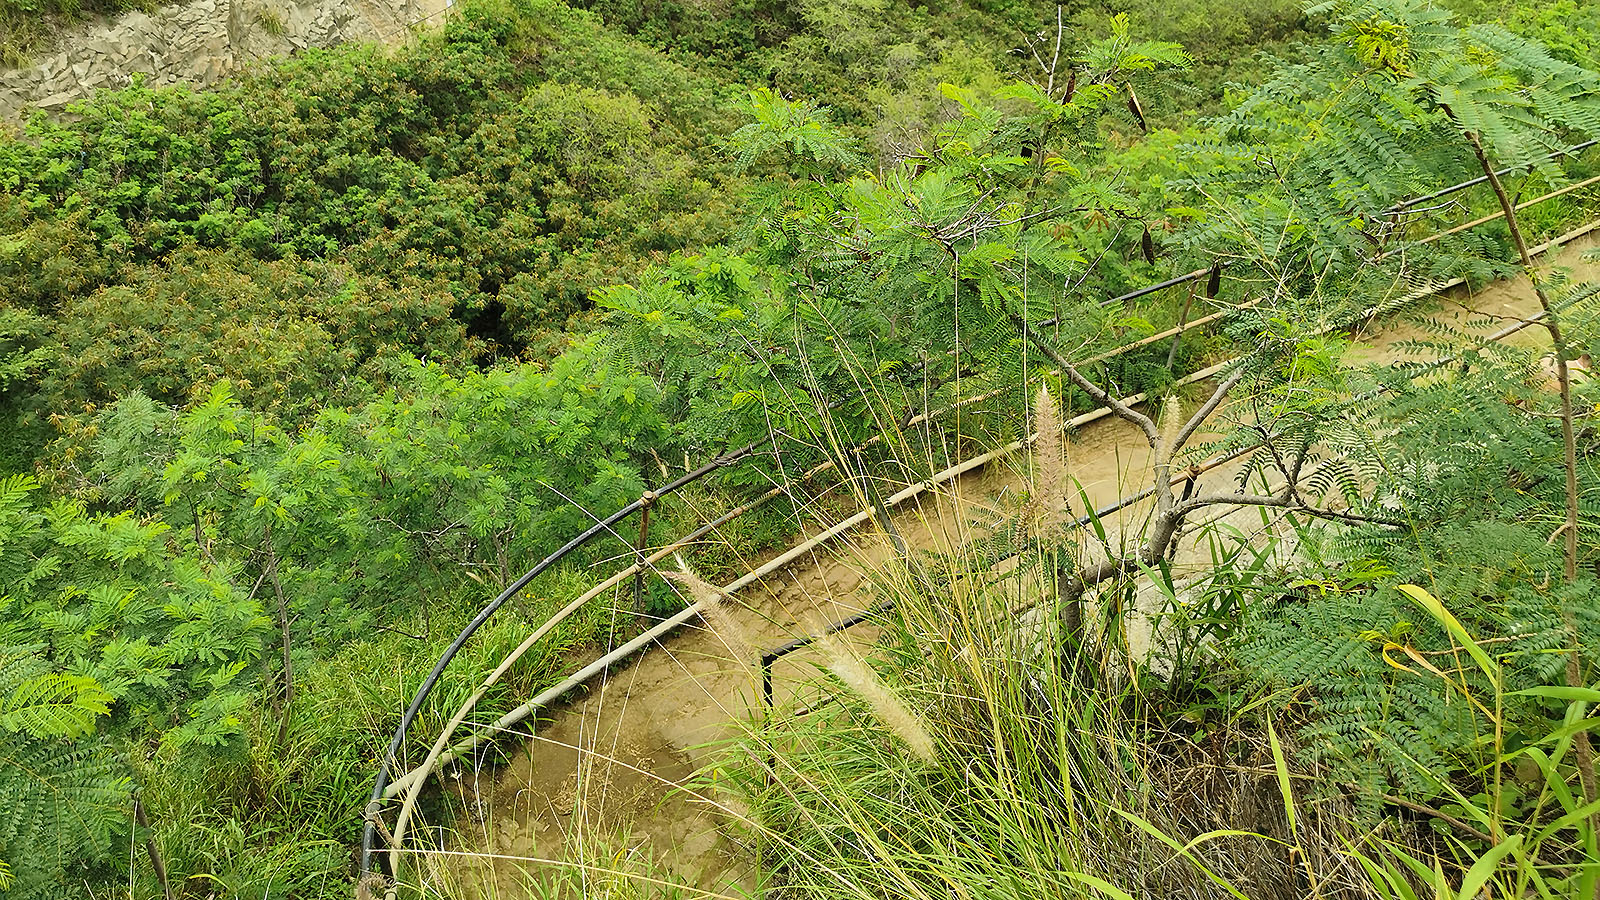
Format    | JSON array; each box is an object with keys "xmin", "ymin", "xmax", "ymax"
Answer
[
  {"xmin": 761, "ymin": 654, "xmax": 775, "ymax": 711},
  {"xmin": 1168, "ymin": 263, "xmax": 1221, "ymax": 368},
  {"xmin": 634, "ymin": 491, "xmax": 654, "ymax": 620},
  {"xmin": 759, "ymin": 648, "xmax": 778, "ymax": 868}
]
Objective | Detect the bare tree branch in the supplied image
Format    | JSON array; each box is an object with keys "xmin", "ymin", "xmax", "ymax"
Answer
[
  {"xmin": 1018, "ymin": 317, "xmax": 1159, "ymax": 443},
  {"xmin": 1170, "ymin": 491, "xmax": 1405, "ymax": 528},
  {"xmin": 1173, "ymin": 368, "xmax": 1245, "ymax": 452},
  {"xmin": 1058, "ymin": 471, "xmax": 1404, "ymax": 610}
]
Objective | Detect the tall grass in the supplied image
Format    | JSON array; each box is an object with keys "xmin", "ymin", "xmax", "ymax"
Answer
[
  {"xmin": 693, "ymin": 367, "xmax": 1432, "ymax": 898},
  {"xmin": 702, "ymin": 475, "xmax": 1393, "ymax": 900},
  {"xmin": 694, "ymin": 503, "xmax": 1600, "ymax": 899},
  {"xmin": 392, "ymin": 310, "xmax": 1600, "ymax": 900},
  {"xmin": 393, "ymin": 464, "xmax": 1598, "ymax": 900},
  {"xmin": 0, "ymin": 0, "xmax": 150, "ymax": 66},
  {"xmin": 394, "ymin": 449, "xmax": 1596, "ymax": 899},
  {"xmin": 1348, "ymin": 586, "xmax": 1600, "ymax": 900}
]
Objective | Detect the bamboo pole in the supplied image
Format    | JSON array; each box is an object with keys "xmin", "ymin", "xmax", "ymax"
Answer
[
  {"xmin": 1390, "ymin": 173, "xmax": 1600, "ymax": 255},
  {"xmin": 382, "ymin": 215, "xmax": 1600, "ymax": 806},
  {"xmin": 371, "ymin": 203, "xmax": 1600, "ymax": 876}
]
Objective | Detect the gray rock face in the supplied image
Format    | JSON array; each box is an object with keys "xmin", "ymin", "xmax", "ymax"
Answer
[{"xmin": 0, "ymin": 0, "xmax": 454, "ymax": 123}]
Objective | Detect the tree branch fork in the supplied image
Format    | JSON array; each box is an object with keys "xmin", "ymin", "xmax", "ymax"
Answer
[{"xmin": 1015, "ymin": 317, "xmax": 1400, "ymax": 605}]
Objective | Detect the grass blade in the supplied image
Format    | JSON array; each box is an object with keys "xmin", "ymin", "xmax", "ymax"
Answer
[{"xmin": 1267, "ymin": 718, "xmax": 1298, "ymax": 836}]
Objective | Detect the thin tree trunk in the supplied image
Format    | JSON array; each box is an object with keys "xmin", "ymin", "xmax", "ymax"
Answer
[
  {"xmin": 1468, "ymin": 133, "xmax": 1598, "ymax": 856},
  {"xmin": 1469, "ymin": 138, "xmax": 1580, "ymax": 580},
  {"xmin": 133, "ymin": 797, "xmax": 174, "ymax": 900},
  {"xmin": 264, "ymin": 526, "xmax": 295, "ymax": 747}
]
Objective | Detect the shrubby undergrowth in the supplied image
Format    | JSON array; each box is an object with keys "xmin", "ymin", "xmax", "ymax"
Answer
[{"xmin": 2, "ymin": 0, "xmax": 1600, "ymax": 896}]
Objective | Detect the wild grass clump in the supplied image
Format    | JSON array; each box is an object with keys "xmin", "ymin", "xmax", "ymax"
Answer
[
  {"xmin": 398, "ymin": 826, "xmax": 701, "ymax": 900},
  {"xmin": 710, "ymin": 535, "xmax": 1397, "ymax": 900}
]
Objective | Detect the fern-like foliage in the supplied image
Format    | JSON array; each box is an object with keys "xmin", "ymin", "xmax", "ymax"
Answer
[
  {"xmin": 0, "ymin": 666, "xmax": 112, "ymax": 740},
  {"xmin": 1234, "ymin": 522, "xmax": 1596, "ymax": 802},
  {"xmin": 0, "ymin": 647, "xmax": 127, "ymax": 896},
  {"xmin": 727, "ymin": 88, "xmax": 863, "ymax": 175},
  {"xmin": 0, "ymin": 307, "xmax": 51, "ymax": 397},
  {"xmin": 1210, "ymin": 301, "xmax": 1600, "ymax": 805},
  {"xmin": 1181, "ymin": 0, "xmax": 1600, "ymax": 330}
]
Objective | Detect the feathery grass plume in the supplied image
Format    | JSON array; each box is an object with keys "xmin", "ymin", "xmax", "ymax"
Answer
[
  {"xmin": 806, "ymin": 614, "xmax": 937, "ymax": 762},
  {"xmin": 662, "ymin": 564, "xmax": 753, "ymax": 663},
  {"xmin": 1031, "ymin": 383, "xmax": 1070, "ymax": 532}
]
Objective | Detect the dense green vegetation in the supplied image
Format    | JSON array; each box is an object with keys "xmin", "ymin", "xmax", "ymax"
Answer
[{"xmin": 3, "ymin": 0, "xmax": 1600, "ymax": 896}]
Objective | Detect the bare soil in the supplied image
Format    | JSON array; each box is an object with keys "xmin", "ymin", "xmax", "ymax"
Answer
[{"xmin": 440, "ymin": 234, "xmax": 1600, "ymax": 897}]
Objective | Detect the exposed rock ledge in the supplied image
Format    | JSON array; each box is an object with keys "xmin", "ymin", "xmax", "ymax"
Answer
[{"xmin": 0, "ymin": 0, "xmax": 452, "ymax": 123}]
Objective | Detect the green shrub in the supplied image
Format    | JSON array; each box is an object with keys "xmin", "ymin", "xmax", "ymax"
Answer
[{"xmin": 38, "ymin": 249, "xmax": 467, "ymax": 424}]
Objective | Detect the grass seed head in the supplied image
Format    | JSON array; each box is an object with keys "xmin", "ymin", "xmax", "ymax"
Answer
[
  {"xmin": 807, "ymin": 615, "xmax": 937, "ymax": 762},
  {"xmin": 662, "ymin": 567, "xmax": 753, "ymax": 662},
  {"xmin": 1158, "ymin": 396, "xmax": 1183, "ymax": 459},
  {"xmin": 1032, "ymin": 383, "xmax": 1070, "ymax": 532}
]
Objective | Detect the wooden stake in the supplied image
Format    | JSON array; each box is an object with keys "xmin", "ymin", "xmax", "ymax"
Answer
[
  {"xmin": 634, "ymin": 492, "xmax": 654, "ymax": 620},
  {"xmin": 1167, "ymin": 282, "xmax": 1198, "ymax": 369}
]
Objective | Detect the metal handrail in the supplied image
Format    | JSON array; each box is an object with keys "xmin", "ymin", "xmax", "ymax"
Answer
[
  {"xmin": 359, "ymin": 440, "xmax": 761, "ymax": 871},
  {"xmin": 359, "ymin": 139, "xmax": 1600, "ymax": 882},
  {"xmin": 1388, "ymin": 140, "xmax": 1599, "ymax": 212}
]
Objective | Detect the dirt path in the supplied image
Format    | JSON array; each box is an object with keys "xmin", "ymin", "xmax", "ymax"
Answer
[{"xmin": 442, "ymin": 235, "xmax": 1600, "ymax": 897}]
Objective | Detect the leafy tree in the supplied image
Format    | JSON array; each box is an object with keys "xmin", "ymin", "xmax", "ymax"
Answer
[
  {"xmin": 729, "ymin": 88, "xmax": 864, "ymax": 175},
  {"xmin": 38, "ymin": 249, "xmax": 468, "ymax": 427},
  {"xmin": 0, "ymin": 306, "xmax": 48, "ymax": 399},
  {"xmin": 80, "ymin": 339, "xmax": 668, "ymax": 654},
  {"xmin": 0, "ymin": 0, "xmax": 741, "ymax": 431},
  {"xmin": 0, "ymin": 473, "xmax": 269, "ymax": 751},
  {"xmin": 705, "ymin": 24, "xmax": 1190, "ymax": 441},
  {"xmin": 1443, "ymin": 0, "xmax": 1600, "ymax": 68}
]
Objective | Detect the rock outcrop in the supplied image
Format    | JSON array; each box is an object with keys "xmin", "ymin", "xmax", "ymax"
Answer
[{"xmin": 0, "ymin": 0, "xmax": 451, "ymax": 122}]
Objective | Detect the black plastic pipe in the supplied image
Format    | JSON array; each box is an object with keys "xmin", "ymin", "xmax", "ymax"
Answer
[
  {"xmin": 1033, "ymin": 265, "xmax": 1217, "ymax": 330},
  {"xmin": 1389, "ymin": 140, "xmax": 1598, "ymax": 212},
  {"xmin": 359, "ymin": 440, "xmax": 761, "ymax": 874}
]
